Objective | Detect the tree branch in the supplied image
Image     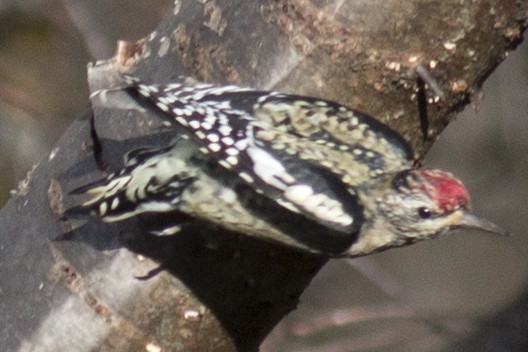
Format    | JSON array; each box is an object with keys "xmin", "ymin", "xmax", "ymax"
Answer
[{"xmin": 1, "ymin": 1, "xmax": 526, "ymax": 351}]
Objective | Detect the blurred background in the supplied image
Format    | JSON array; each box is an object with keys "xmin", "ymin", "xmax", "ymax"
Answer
[{"xmin": 0, "ymin": 1, "xmax": 526, "ymax": 351}]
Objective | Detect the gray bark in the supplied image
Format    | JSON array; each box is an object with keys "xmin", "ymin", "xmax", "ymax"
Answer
[{"xmin": 1, "ymin": 1, "xmax": 526, "ymax": 351}]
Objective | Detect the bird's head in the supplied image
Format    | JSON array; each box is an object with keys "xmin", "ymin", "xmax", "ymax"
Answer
[{"xmin": 348, "ymin": 168, "xmax": 507, "ymax": 257}]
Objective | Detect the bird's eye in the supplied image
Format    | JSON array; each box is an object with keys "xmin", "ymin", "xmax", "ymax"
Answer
[{"xmin": 418, "ymin": 207, "xmax": 432, "ymax": 219}]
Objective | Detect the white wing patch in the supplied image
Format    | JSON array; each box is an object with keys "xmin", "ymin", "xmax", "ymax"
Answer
[
  {"xmin": 284, "ymin": 185, "xmax": 353, "ymax": 226},
  {"xmin": 246, "ymin": 146, "xmax": 295, "ymax": 190}
]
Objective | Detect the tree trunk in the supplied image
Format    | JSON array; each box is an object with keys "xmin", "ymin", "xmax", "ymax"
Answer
[{"xmin": 1, "ymin": 1, "xmax": 526, "ymax": 351}]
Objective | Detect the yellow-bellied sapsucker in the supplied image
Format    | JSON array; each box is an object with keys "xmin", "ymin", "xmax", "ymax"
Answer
[{"xmin": 67, "ymin": 75, "xmax": 507, "ymax": 257}]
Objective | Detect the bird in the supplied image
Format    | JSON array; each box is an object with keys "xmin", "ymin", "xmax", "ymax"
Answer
[{"xmin": 65, "ymin": 75, "xmax": 507, "ymax": 257}]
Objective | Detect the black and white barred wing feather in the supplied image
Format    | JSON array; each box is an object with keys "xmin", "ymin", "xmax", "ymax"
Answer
[
  {"xmin": 125, "ymin": 76, "xmax": 413, "ymax": 182},
  {"xmin": 67, "ymin": 142, "xmax": 196, "ymax": 222},
  {"xmin": 70, "ymin": 76, "xmax": 413, "ymax": 236},
  {"xmin": 124, "ymin": 76, "xmax": 368, "ymax": 233}
]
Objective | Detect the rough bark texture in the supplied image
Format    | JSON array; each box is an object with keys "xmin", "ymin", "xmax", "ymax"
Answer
[{"xmin": 1, "ymin": 1, "xmax": 526, "ymax": 351}]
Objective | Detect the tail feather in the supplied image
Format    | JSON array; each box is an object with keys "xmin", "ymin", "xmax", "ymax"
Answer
[{"xmin": 64, "ymin": 144, "xmax": 197, "ymax": 223}]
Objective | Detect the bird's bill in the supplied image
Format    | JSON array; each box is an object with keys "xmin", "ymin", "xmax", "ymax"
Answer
[{"xmin": 455, "ymin": 211, "xmax": 509, "ymax": 236}]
